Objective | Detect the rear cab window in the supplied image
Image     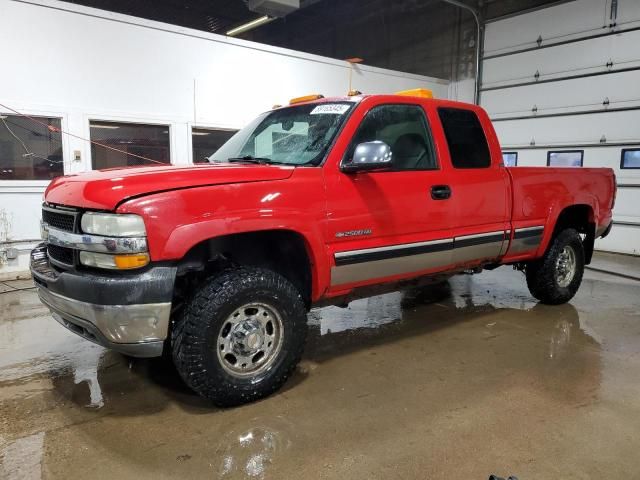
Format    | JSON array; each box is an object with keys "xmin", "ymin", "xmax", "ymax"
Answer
[{"xmin": 437, "ymin": 108, "xmax": 491, "ymax": 169}]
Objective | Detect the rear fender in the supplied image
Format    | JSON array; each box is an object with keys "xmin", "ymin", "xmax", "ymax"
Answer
[{"xmin": 537, "ymin": 197, "xmax": 598, "ymax": 260}]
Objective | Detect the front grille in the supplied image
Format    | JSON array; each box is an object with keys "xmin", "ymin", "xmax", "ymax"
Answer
[
  {"xmin": 42, "ymin": 207, "xmax": 77, "ymax": 232},
  {"xmin": 47, "ymin": 244, "xmax": 74, "ymax": 266}
]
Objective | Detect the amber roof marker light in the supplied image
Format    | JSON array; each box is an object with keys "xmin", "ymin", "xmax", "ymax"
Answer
[
  {"xmin": 289, "ymin": 94, "xmax": 325, "ymax": 105},
  {"xmin": 395, "ymin": 88, "xmax": 434, "ymax": 99}
]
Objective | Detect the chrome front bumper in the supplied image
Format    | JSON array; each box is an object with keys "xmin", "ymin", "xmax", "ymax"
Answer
[
  {"xmin": 31, "ymin": 243, "xmax": 175, "ymax": 358},
  {"xmin": 37, "ymin": 287, "xmax": 170, "ymax": 357}
]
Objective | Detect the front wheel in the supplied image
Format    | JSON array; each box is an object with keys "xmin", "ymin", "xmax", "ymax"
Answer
[
  {"xmin": 525, "ymin": 228, "xmax": 585, "ymax": 305},
  {"xmin": 171, "ymin": 267, "xmax": 308, "ymax": 407}
]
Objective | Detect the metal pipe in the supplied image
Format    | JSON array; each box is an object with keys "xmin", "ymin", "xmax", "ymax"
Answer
[{"xmin": 440, "ymin": 0, "xmax": 482, "ymax": 104}]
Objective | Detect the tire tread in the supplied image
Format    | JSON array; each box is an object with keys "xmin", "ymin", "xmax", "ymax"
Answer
[
  {"xmin": 525, "ymin": 228, "xmax": 585, "ymax": 305},
  {"xmin": 171, "ymin": 267, "xmax": 307, "ymax": 407}
]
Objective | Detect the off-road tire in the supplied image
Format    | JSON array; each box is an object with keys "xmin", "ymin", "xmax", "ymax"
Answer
[
  {"xmin": 171, "ymin": 267, "xmax": 308, "ymax": 407},
  {"xmin": 525, "ymin": 228, "xmax": 585, "ymax": 305}
]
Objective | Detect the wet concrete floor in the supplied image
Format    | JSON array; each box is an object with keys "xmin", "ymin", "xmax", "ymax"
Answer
[{"xmin": 1, "ymin": 262, "xmax": 640, "ymax": 479}]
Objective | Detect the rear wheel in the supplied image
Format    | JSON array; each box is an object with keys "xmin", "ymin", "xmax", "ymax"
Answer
[
  {"xmin": 171, "ymin": 267, "xmax": 307, "ymax": 407},
  {"xmin": 525, "ymin": 228, "xmax": 585, "ymax": 305}
]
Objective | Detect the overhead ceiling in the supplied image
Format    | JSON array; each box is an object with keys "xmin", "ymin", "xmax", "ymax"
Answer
[
  {"xmin": 62, "ymin": 0, "xmax": 258, "ymax": 34},
  {"xmin": 62, "ymin": 0, "xmax": 567, "ymax": 35}
]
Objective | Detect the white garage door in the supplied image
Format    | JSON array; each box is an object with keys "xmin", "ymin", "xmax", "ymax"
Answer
[{"xmin": 481, "ymin": 0, "xmax": 640, "ymax": 255}]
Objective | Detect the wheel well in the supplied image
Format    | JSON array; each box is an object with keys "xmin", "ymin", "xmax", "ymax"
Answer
[
  {"xmin": 173, "ymin": 230, "xmax": 313, "ymax": 309},
  {"xmin": 552, "ymin": 204, "xmax": 596, "ymax": 264}
]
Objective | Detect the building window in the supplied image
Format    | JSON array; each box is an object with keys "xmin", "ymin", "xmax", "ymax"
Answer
[
  {"xmin": 621, "ymin": 149, "xmax": 640, "ymax": 169},
  {"xmin": 502, "ymin": 152, "xmax": 518, "ymax": 167},
  {"xmin": 0, "ymin": 114, "xmax": 63, "ymax": 180},
  {"xmin": 89, "ymin": 121, "xmax": 170, "ymax": 170},
  {"xmin": 192, "ymin": 127, "xmax": 238, "ymax": 163},
  {"xmin": 437, "ymin": 108, "xmax": 490, "ymax": 169},
  {"xmin": 547, "ymin": 150, "xmax": 583, "ymax": 167}
]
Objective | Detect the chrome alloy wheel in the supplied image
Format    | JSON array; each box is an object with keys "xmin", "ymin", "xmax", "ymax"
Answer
[
  {"xmin": 217, "ymin": 303, "xmax": 284, "ymax": 378},
  {"xmin": 555, "ymin": 245, "xmax": 577, "ymax": 288}
]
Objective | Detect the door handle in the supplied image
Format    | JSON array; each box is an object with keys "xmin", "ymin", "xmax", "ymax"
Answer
[{"xmin": 431, "ymin": 185, "xmax": 451, "ymax": 200}]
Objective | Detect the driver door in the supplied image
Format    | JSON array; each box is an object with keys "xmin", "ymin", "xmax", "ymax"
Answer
[{"xmin": 324, "ymin": 101, "xmax": 455, "ymax": 291}]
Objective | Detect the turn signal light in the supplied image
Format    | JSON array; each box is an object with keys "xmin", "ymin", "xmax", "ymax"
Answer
[
  {"xmin": 114, "ymin": 253, "xmax": 150, "ymax": 269},
  {"xmin": 289, "ymin": 94, "xmax": 324, "ymax": 105},
  {"xmin": 395, "ymin": 88, "xmax": 433, "ymax": 99},
  {"xmin": 79, "ymin": 251, "xmax": 150, "ymax": 270}
]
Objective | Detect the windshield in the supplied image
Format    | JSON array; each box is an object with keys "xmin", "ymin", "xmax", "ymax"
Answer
[{"xmin": 208, "ymin": 102, "xmax": 354, "ymax": 166}]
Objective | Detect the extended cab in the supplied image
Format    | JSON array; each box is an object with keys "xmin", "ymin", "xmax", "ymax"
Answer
[{"xmin": 32, "ymin": 90, "xmax": 616, "ymax": 406}]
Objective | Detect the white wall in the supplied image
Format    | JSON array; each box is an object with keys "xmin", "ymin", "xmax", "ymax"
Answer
[
  {"xmin": 0, "ymin": 0, "xmax": 448, "ymax": 279},
  {"xmin": 482, "ymin": 0, "xmax": 640, "ymax": 255}
]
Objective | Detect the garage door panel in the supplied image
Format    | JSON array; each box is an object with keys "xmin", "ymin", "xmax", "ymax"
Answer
[
  {"xmin": 484, "ymin": 0, "xmax": 606, "ymax": 55},
  {"xmin": 483, "ymin": 70, "xmax": 640, "ymax": 116},
  {"xmin": 493, "ymin": 110, "xmax": 640, "ymax": 146},
  {"xmin": 596, "ymin": 225, "xmax": 640, "ymax": 255},
  {"xmin": 618, "ymin": 1, "xmax": 640, "ymax": 24},
  {"xmin": 614, "ymin": 189, "xmax": 640, "ymax": 219},
  {"xmin": 483, "ymin": 30, "xmax": 640, "ymax": 87}
]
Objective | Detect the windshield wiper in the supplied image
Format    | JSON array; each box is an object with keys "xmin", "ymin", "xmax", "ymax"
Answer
[{"xmin": 227, "ymin": 156, "xmax": 276, "ymax": 165}]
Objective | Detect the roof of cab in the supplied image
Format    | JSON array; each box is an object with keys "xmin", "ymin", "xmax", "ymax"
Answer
[{"xmin": 272, "ymin": 88, "xmax": 478, "ymax": 112}]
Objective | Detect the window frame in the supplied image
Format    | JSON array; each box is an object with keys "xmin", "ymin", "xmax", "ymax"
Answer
[
  {"xmin": 341, "ymin": 103, "xmax": 439, "ymax": 172},
  {"xmin": 436, "ymin": 107, "xmax": 491, "ymax": 170},
  {"xmin": 87, "ymin": 116, "xmax": 173, "ymax": 170},
  {"xmin": 0, "ymin": 109, "xmax": 70, "ymax": 188},
  {"xmin": 502, "ymin": 151, "xmax": 518, "ymax": 167},
  {"xmin": 620, "ymin": 148, "xmax": 640, "ymax": 169},
  {"xmin": 546, "ymin": 150, "xmax": 584, "ymax": 167}
]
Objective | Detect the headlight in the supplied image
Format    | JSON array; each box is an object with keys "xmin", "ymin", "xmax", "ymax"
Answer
[
  {"xmin": 81, "ymin": 213, "xmax": 146, "ymax": 237},
  {"xmin": 79, "ymin": 251, "xmax": 150, "ymax": 270}
]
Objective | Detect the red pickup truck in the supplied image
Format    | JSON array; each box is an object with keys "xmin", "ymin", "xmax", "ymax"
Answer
[{"xmin": 32, "ymin": 91, "xmax": 615, "ymax": 406}]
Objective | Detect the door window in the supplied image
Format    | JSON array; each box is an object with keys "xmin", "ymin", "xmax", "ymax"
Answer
[
  {"xmin": 346, "ymin": 104, "xmax": 437, "ymax": 170},
  {"xmin": 502, "ymin": 152, "xmax": 518, "ymax": 167},
  {"xmin": 547, "ymin": 150, "xmax": 583, "ymax": 167},
  {"xmin": 621, "ymin": 149, "xmax": 640, "ymax": 169}
]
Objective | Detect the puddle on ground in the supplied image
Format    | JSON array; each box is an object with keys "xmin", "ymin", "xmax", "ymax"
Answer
[{"xmin": 215, "ymin": 416, "xmax": 295, "ymax": 479}]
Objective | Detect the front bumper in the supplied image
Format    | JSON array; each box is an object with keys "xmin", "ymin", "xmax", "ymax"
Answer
[{"xmin": 31, "ymin": 243, "xmax": 176, "ymax": 357}]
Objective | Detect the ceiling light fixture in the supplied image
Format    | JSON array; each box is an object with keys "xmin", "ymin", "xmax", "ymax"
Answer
[{"xmin": 226, "ymin": 15, "xmax": 274, "ymax": 36}]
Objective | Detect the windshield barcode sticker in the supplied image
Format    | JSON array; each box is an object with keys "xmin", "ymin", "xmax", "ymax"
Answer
[{"xmin": 310, "ymin": 104, "xmax": 350, "ymax": 115}]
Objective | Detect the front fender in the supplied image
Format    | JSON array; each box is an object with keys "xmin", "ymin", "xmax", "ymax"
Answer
[{"xmin": 118, "ymin": 170, "xmax": 330, "ymax": 300}]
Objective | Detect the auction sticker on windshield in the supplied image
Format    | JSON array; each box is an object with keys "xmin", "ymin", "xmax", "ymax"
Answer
[{"xmin": 310, "ymin": 104, "xmax": 351, "ymax": 115}]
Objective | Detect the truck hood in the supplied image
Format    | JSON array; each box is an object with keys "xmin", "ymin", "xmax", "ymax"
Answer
[{"xmin": 45, "ymin": 163, "xmax": 296, "ymax": 210}]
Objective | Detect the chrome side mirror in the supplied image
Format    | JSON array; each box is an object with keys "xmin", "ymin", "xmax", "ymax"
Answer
[{"xmin": 341, "ymin": 141, "xmax": 393, "ymax": 173}]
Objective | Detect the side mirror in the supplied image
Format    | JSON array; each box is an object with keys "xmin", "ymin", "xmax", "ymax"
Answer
[{"xmin": 341, "ymin": 141, "xmax": 393, "ymax": 173}]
